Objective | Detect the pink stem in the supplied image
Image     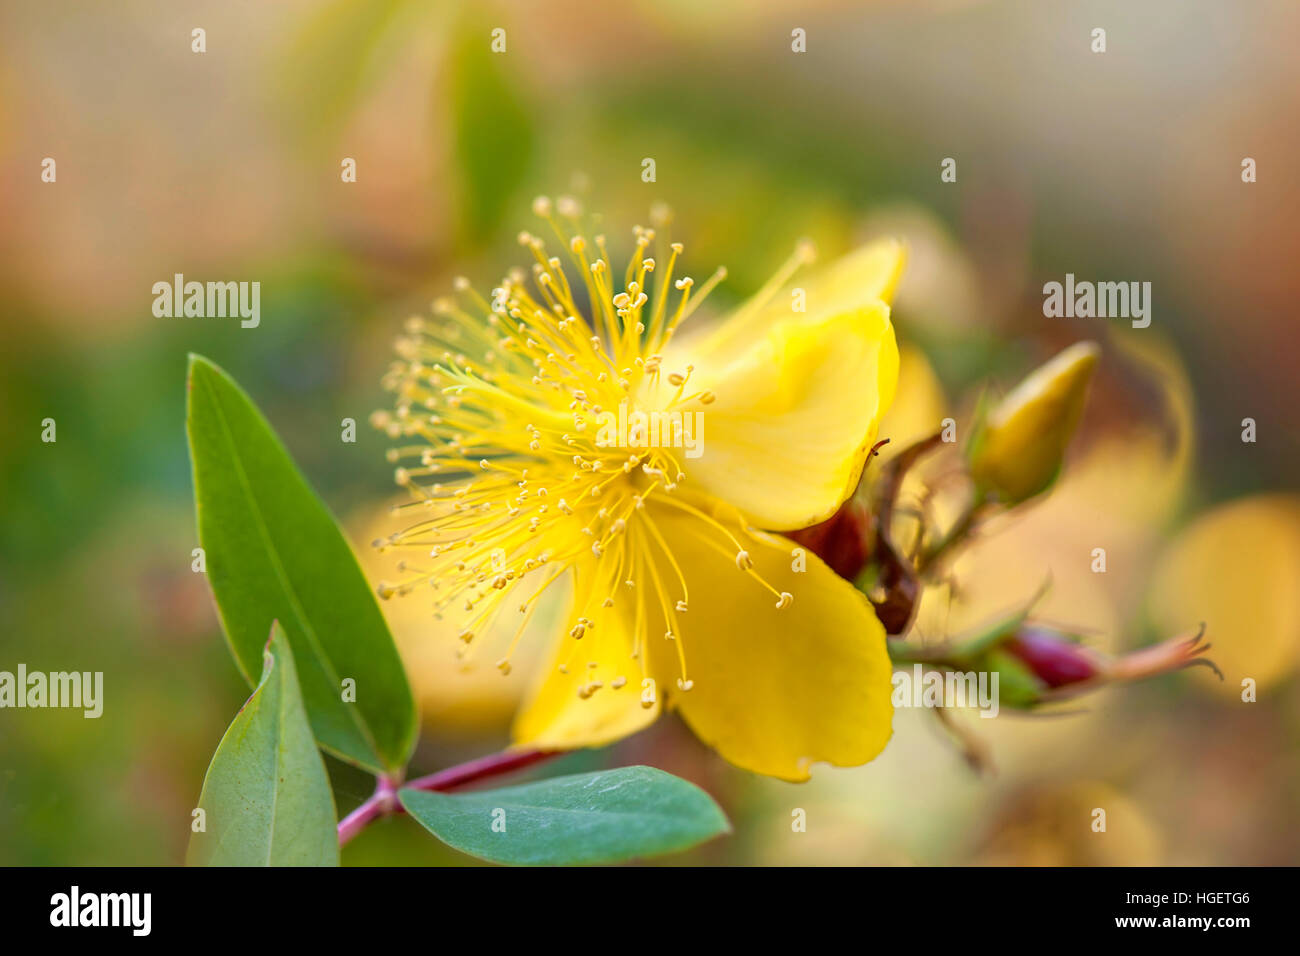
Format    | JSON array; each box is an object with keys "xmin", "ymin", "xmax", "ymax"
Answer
[
  {"xmin": 337, "ymin": 749, "xmax": 561, "ymax": 847},
  {"xmin": 404, "ymin": 748, "xmax": 560, "ymax": 793},
  {"xmin": 337, "ymin": 775, "xmax": 398, "ymax": 847}
]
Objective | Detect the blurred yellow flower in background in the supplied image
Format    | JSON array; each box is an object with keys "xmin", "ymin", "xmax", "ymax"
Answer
[
  {"xmin": 975, "ymin": 781, "xmax": 1164, "ymax": 866},
  {"xmin": 371, "ymin": 202, "xmax": 905, "ymax": 780},
  {"xmin": 1148, "ymin": 494, "xmax": 1300, "ymax": 697}
]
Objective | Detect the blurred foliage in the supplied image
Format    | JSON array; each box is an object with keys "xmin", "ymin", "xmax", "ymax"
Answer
[
  {"xmin": 280, "ymin": 0, "xmax": 422, "ymax": 143},
  {"xmin": 447, "ymin": 8, "xmax": 536, "ymax": 244}
]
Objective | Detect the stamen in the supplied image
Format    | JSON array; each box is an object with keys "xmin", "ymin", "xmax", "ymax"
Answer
[{"xmin": 375, "ymin": 203, "xmax": 763, "ymax": 699}]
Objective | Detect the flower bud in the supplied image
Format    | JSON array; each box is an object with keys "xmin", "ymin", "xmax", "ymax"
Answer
[
  {"xmin": 996, "ymin": 624, "xmax": 1219, "ymax": 706},
  {"xmin": 968, "ymin": 341, "xmax": 1100, "ymax": 505},
  {"xmin": 788, "ymin": 497, "xmax": 873, "ymax": 581},
  {"xmin": 1002, "ymin": 627, "xmax": 1100, "ymax": 688}
]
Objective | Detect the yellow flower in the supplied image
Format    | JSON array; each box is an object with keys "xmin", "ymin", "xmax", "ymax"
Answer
[
  {"xmin": 968, "ymin": 341, "xmax": 1101, "ymax": 505},
  {"xmin": 371, "ymin": 199, "xmax": 902, "ymax": 781}
]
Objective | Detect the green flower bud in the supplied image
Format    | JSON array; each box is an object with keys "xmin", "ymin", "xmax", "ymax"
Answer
[{"xmin": 969, "ymin": 341, "xmax": 1100, "ymax": 504}]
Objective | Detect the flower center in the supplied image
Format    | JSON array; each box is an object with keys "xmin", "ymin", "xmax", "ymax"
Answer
[{"xmin": 371, "ymin": 198, "xmax": 798, "ymax": 696}]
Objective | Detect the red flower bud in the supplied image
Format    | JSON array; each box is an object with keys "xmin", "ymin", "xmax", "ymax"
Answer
[
  {"xmin": 1003, "ymin": 628, "xmax": 1100, "ymax": 688},
  {"xmin": 788, "ymin": 498, "xmax": 873, "ymax": 582}
]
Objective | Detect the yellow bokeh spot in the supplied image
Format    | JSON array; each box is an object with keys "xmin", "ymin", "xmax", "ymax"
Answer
[{"xmin": 1148, "ymin": 494, "xmax": 1300, "ymax": 696}]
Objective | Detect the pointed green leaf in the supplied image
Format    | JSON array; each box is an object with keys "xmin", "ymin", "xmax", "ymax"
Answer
[
  {"xmin": 186, "ymin": 354, "xmax": 416, "ymax": 773},
  {"xmin": 188, "ymin": 625, "xmax": 339, "ymax": 866},
  {"xmin": 398, "ymin": 766, "xmax": 730, "ymax": 866}
]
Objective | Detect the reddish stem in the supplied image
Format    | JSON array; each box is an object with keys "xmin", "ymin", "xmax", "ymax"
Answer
[
  {"xmin": 403, "ymin": 748, "xmax": 560, "ymax": 793},
  {"xmin": 337, "ymin": 749, "xmax": 561, "ymax": 847},
  {"xmin": 337, "ymin": 774, "xmax": 399, "ymax": 846}
]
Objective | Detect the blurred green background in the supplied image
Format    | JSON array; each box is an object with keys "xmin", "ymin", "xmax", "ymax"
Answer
[{"xmin": 1, "ymin": 0, "xmax": 1297, "ymax": 865}]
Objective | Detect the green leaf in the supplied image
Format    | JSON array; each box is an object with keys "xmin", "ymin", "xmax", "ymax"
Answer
[
  {"xmin": 187, "ymin": 624, "xmax": 340, "ymax": 866},
  {"xmin": 186, "ymin": 354, "xmax": 416, "ymax": 774},
  {"xmin": 398, "ymin": 766, "xmax": 730, "ymax": 866},
  {"xmin": 448, "ymin": 10, "xmax": 536, "ymax": 243}
]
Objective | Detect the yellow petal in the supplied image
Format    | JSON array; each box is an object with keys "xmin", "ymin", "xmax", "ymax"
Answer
[
  {"xmin": 685, "ymin": 238, "xmax": 906, "ymax": 366},
  {"xmin": 682, "ymin": 302, "xmax": 899, "ymax": 531},
  {"xmin": 512, "ymin": 559, "xmax": 660, "ymax": 749},
  {"xmin": 637, "ymin": 496, "xmax": 894, "ymax": 781},
  {"xmin": 797, "ymin": 237, "xmax": 907, "ymax": 313}
]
